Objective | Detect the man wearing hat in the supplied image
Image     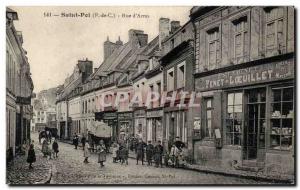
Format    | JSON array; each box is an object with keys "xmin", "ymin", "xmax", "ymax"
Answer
[
  {"xmin": 136, "ymin": 139, "xmax": 145, "ymax": 165},
  {"xmin": 146, "ymin": 140, "xmax": 154, "ymax": 166},
  {"xmin": 154, "ymin": 140, "xmax": 164, "ymax": 168}
]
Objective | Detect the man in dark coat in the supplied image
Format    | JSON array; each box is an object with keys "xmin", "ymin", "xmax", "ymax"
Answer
[
  {"xmin": 81, "ymin": 136, "xmax": 86, "ymax": 150},
  {"xmin": 154, "ymin": 140, "xmax": 164, "ymax": 168},
  {"xmin": 27, "ymin": 144, "xmax": 36, "ymax": 169},
  {"xmin": 73, "ymin": 133, "xmax": 79, "ymax": 149},
  {"xmin": 136, "ymin": 139, "xmax": 145, "ymax": 165},
  {"xmin": 146, "ymin": 141, "xmax": 154, "ymax": 166},
  {"xmin": 52, "ymin": 139, "xmax": 59, "ymax": 158}
]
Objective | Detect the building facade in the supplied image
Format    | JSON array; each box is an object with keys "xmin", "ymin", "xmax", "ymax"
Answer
[
  {"xmin": 191, "ymin": 6, "xmax": 295, "ymax": 176},
  {"xmin": 6, "ymin": 8, "xmax": 34, "ymax": 159},
  {"xmin": 160, "ymin": 19, "xmax": 195, "ymax": 151}
]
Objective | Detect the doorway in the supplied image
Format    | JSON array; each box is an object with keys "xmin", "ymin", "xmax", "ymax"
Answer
[{"xmin": 243, "ymin": 88, "xmax": 266, "ymax": 160}]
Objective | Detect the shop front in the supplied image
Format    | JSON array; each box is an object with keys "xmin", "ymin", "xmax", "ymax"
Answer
[
  {"xmin": 133, "ymin": 108, "xmax": 146, "ymax": 140},
  {"xmin": 146, "ymin": 109, "xmax": 163, "ymax": 143},
  {"xmin": 117, "ymin": 111, "xmax": 133, "ymax": 144},
  {"xmin": 194, "ymin": 57, "xmax": 295, "ymax": 176}
]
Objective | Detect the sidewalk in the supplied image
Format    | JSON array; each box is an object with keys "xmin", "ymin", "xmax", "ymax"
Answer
[
  {"xmin": 127, "ymin": 151, "xmax": 294, "ymax": 184},
  {"xmin": 7, "ymin": 144, "xmax": 52, "ymax": 185}
]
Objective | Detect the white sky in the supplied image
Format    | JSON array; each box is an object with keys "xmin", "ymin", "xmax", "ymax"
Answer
[{"xmin": 11, "ymin": 6, "xmax": 191, "ymax": 93}]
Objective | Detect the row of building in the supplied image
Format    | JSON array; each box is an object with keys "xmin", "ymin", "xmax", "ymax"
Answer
[
  {"xmin": 6, "ymin": 8, "xmax": 34, "ymax": 160},
  {"xmin": 31, "ymin": 87, "xmax": 58, "ymax": 133},
  {"xmin": 55, "ymin": 6, "xmax": 295, "ymax": 177}
]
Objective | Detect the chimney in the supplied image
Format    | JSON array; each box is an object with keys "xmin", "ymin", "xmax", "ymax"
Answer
[
  {"xmin": 170, "ymin": 21, "xmax": 181, "ymax": 33},
  {"xmin": 103, "ymin": 36, "xmax": 117, "ymax": 60},
  {"xmin": 128, "ymin": 29, "xmax": 148, "ymax": 47},
  {"xmin": 159, "ymin": 18, "xmax": 170, "ymax": 50}
]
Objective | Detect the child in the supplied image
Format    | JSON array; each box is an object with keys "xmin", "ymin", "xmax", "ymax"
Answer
[
  {"xmin": 83, "ymin": 143, "xmax": 91, "ymax": 163},
  {"xmin": 27, "ymin": 144, "xmax": 36, "ymax": 169},
  {"xmin": 52, "ymin": 139, "xmax": 59, "ymax": 159},
  {"xmin": 112, "ymin": 142, "xmax": 119, "ymax": 163},
  {"xmin": 119, "ymin": 145, "xmax": 129, "ymax": 165}
]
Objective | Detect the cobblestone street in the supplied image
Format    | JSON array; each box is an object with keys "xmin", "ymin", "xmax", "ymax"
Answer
[
  {"xmin": 49, "ymin": 139, "xmax": 273, "ymax": 185},
  {"xmin": 6, "ymin": 142, "xmax": 51, "ymax": 185}
]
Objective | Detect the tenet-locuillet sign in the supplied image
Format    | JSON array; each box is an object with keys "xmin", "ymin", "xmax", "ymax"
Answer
[{"xmin": 196, "ymin": 59, "xmax": 294, "ymax": 92}]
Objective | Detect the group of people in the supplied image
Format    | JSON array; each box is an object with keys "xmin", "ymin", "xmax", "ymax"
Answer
[
  {"xmin": 72, "ymin": 133, "xmax": 107, "ymax": 168},
  {"xmin": 41, "ymin": 138, "xmax": 59, "ymax": 159},
  {"xmin": 26, "ymin": 136, "xmax": 60, "ymax": 169},
  {"xmin": 135, "ymin": 139, "xmax": 164, "ymax": 167}
]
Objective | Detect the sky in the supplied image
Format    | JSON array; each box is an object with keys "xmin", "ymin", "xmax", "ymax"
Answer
[{"xmin": 11, "ymin": 6, "xmax": 191, "ymax": 93}]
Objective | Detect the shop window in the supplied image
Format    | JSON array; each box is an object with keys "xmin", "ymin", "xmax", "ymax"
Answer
[
  {"xmin": 167, "ymin": 68, "xmax": 174, "ymax": 91},
  {"xmin": 270, "ymin": 86, "xmax": 293, "ymax": 151},
  {"xmin": 265, "ymin": 7, "xmax": 285, "ymax": 56},
  {"xmin": 204, "ymin": 98, "xmax": 213, "ymax": 138},
  {"xmin": 226, "ymin": 92, "xmax": 243, "ymax": 145},
  {"xmin": 207, "ymin": 27, "xmax": 220, "ymax": 70},
  {"xmin": 177, "ymin": 61, "xmax": 186, "ymax": 89},
  {"xmin": 232, "ymin": 17, "xmax": 248, "ymax": 64},
  {"xmin": 165, "ymin": 113, "xmax": 170, "ymax": 140}
]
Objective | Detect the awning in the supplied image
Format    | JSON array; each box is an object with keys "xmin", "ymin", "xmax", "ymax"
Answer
[{"xmin": 88, "ymin": 120, "xmax": 112, "ymax": 138}]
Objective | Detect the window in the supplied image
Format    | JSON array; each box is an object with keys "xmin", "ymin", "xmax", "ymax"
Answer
[
  {"xmin": 233, "ymin": 17, "xmax": 248, "ymax": 64},
  {"xmin": 177, "ymin": 62, "xmax": 185, "ymax": 89},
  {"xmin": 265, "ymin": 7, "xmax": 285, "ymax": 56},
  {"xmin": 157, "ymin": 82, "xmax": 161, "ymax": 105},
  {"xmin": 270, "ymin": 86, "xmax": 293, "ymax": 151},
  {"xmin": 165, "ymin": 113, "xmax": 169, "ymax": 140},
  {"xmin": 204, "ymin": 98, "xmax": 213, "ymax": 138},
  {"xmin": 167, "ymin": 68, "xmax": 174, "ymax": 91},
  {"xmin": 226, "ymin": 92, "xmax": 243, "ymax": 145},
  {"xmin": 149, "ymin": 85, "xmax": 154, "ymax": 108},
  {"xmin": 207, "ymin": 28, "xmax": 220, "ymax": 70}
]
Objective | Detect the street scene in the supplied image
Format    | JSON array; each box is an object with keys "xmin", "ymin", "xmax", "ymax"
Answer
[{"xmin": 6, "ymin": 6, "xmax": 295, "ymax": 185}]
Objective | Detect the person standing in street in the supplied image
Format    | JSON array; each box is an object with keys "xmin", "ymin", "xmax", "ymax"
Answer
[
  {"xmin": 112, "ymin": 142, "xmax": 119, "ymax": 163},
  {"xmin": 41, "ymin": 139, "xmax": 48, "ymax": 157},
  {"xmin": 154, "ymin": 140, "xmax": 164, "ymax": 168},
  {"xmin": 73, "ymin": 133, "xmax": 79, "ymax": 149},
  {"xmin": 81, "ymin": 135, "xmax": 86, "ymax": 150},
  {"xmin": 27, "ymin": 144, "xmax": 36, "ymax": 169},
  {"xmin": 83, "ymin": 143, "xmax": 91, "ymax": 163},
  {"xmin": 97, "ymin": 140, "xmax": 106, "ymax": 167},
  {"xmin": 146, "ymin": 141, "xmax": 154, "ymax": 166},
  {"xmin": 136, "ymin": 139, "xmax": 145, "ymax": 165},
  {"xmin": 52, "ymin": 139, "xmax": 59, "ymax": 159},
  {"xmin": 119, "ymin": 144, "xmax": 129, "ymax": 165}
]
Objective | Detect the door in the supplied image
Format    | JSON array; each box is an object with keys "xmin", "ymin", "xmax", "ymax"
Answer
[{"xmin": 243, "ymin": 88, "xmax": 266, "ymax": 160}]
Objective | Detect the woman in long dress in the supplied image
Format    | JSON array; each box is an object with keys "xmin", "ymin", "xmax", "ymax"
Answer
[
  {"xmin": 83, "ymin": 143, "xmax": 91, "ymax": 163},
  {"xmin": 97, "ymin": 140, "xmax": 106, "ymax": 167}
]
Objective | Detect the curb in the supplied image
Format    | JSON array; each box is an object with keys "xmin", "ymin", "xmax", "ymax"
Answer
[{"xmin": 34, "ymin": 164, "xmax": 52, "ymax": 184}]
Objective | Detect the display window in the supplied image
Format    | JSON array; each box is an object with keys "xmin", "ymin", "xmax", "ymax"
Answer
[{"xmin": 270, "ymin": 86, "xmax": 293, "ymax": 151}]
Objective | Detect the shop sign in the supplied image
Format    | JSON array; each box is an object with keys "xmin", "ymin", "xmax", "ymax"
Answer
[
  {"xmin": 196, "ymin": 59, "xmax": 294, "ymax": 91},
  {"xmin": 118, "ymin": 112, "xmax": 132, "ymax": 120},
  {"xmin": 104, "ymin": 112, "xmax": 117, "ymax": 120},
  {"xmin": 146, "ymin": 110, "xmax": 163, "ymax": 118},
  {"xmin": 16, "ymin": 96, "xmax": 31, "ymax": 105},
  {"xmin": 134, "ymin": 109, "xmax": 146, "ymax": 117}
]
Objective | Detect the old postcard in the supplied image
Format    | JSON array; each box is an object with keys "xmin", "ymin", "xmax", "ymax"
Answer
[{"xmin": 6, "ymin": 6, "xmax": 295, "ymax": 185}]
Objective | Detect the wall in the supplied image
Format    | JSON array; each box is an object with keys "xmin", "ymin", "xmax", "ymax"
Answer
[{"xmin": 194, "ymin": 6, "xmax": 295, "ymax": 73}]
